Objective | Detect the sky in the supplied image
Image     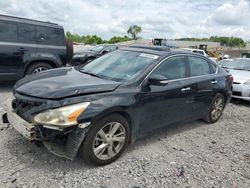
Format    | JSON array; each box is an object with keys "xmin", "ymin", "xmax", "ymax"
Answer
[{"xmin": 0, "ymin": 0, "xmax": 250, "ymax": 40}]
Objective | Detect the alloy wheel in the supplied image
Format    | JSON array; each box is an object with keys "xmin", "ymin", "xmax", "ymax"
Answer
[
  {"xmin": 93, "ymin": 122, "xmax": 126, "ymax": 160},
  {"xmin": 32, "ymin": 67, "xmax": 48, "ymax": 74},
  {"xmin": 211, "ymin": 97, "xmax": 224, "ymax": 120}
]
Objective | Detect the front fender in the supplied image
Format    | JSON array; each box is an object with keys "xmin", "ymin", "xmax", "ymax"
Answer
[{"xmin": 75, "ymin": 93, "xmax": 139, "ymax": 143}]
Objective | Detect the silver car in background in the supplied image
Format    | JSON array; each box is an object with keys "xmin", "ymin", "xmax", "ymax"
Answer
[{"xmin": 218, "ymin": 58, "xmax": 250, "ymax": 101}]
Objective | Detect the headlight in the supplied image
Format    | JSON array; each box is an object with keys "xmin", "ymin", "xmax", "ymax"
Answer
[
  {"xmin": 244, "ymin": 80, "xmax": 250, "ymax": 85},
  {"xmin": 74, "ymin": 54, "xmax": 86, "ymax": 58},
  {"xmin": 34, "ymin": 102, "xmax": 90, "ymax": 127}
]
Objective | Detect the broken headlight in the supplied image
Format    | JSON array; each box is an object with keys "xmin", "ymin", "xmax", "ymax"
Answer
[{"xmin": 34, "ymin": 102, "xmax": 90, "ymax": 127}]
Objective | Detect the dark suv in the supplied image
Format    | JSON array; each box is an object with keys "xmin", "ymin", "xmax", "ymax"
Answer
[{"xmin": 0, "ymin": 15, "xmax": 68, "ymax": 80}]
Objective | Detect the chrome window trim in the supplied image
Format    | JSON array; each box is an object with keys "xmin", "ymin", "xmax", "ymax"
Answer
[{"xmin": 140, "ymin": 54, "xmax": 219, "ymax": 86}]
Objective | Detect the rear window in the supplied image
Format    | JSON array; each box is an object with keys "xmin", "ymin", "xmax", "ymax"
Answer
[
  {"xmin": 0, "ymin": 21, "xmax": 18, "ymax": 42},
  {"xmin": 18, "ymin": 23, "xmax": 36, "ymax": 43},
  {"xmin": 36, "ymin": 26, "xmax": 65, "ymax": 45},
  {"xmin": 188, "ymin": 56, "xmax": 210, "ymax": 76}
]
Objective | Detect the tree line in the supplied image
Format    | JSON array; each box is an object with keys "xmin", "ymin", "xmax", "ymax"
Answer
[
  {"xmin": 178, "ymin": 36, "xmax": 246, "ymax": 48},
  {"xmin": 66, "ymin": 32, "xmax": 130, "ymax": 44},
  {"xmin": 66, "ymin": 24, "xmax": 246, "ymax": 48},
  {"xmin": 66, "ymin": 25, "xmax": 142, "ymax": 45}
]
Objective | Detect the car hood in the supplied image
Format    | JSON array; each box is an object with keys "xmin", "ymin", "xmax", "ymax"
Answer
[
  {"xmin": 74, "ymin": 50, "xmax": 100, "ymax": 57},
  {"xmin": 227, "ymin": 69, "xmax": 250, "ymax": 83},
  {"xmin": 15, "ymin": 67, "xmax": 121, "ymax": 99}
]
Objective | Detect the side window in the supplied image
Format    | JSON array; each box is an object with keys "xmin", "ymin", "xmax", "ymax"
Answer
[
  {"xmin": 150, "ymin": 56, "xmax": 186, "ymax": 80},
  {"xmin": 0, "ymin": 21, "xmax": 18, "ymax": 42},
  {"xmin": 36, "ymin": 26, "xmax": 65, "ymax": 45},
  {"xmin": 210, "ymin": 63, "xmax": 218, "ymax": 73},
  {"xmin": 105, "ymin": 46, "xmax": 117, "ymax": 52},
  {"xmin": 18, "ymin": 24, "xmax": 35, "ymax": 43},
  {"xmin": 188, "ymin": 56, "xmax": 210, "ymax": 77}
]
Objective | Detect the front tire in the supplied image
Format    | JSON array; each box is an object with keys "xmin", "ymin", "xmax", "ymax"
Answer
[
  {"xmin": 80, "ymin": 114, "xmax": 130, "ymax": 165},
  {"xmin": 203, "ymin": 93, "xmax": 225, "ymax": 123}
]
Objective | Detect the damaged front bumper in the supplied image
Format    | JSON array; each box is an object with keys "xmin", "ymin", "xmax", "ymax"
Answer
[{"xmin": 3, "ymin": 101, "xmax": 88, "ymax": 160}]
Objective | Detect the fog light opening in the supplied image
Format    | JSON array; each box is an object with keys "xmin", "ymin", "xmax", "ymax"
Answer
[{"xmin": 78, "ymin": 122, "xmax": 91, "ymax": 129}]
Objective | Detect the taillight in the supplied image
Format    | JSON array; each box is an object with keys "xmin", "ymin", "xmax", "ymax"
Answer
[{"xmin": 228, "ymin": 75, "xmax": 234, "ymax": 82}]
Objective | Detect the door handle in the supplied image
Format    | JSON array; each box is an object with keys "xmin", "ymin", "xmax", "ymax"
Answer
[
  {"xmin": 18, "ymin": 47, "xmax": 27, "ymax": 52},
  {"xmin": 211, "ymin": 80, "xmax": 218, "ymax": 84},
  {"xmin": 181, "ymin": 87, "xmax": 191, "ymax": 92}
]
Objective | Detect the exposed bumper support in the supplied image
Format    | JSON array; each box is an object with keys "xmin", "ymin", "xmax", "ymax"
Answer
[
  {"xmin": 6, "ymin": 101, "xmax": 37, "ymax": 140},
  {"xmin": 3, "ymin": 101, "xmax": 88, "ymax": 160}
]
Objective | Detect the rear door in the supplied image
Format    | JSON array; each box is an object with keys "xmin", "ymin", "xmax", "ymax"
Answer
[
  {"xmin": 17, "ymin": 23, "xmax": 36, "ymax": 74},
  {"xmin": 0, "ymin": 21, "xmax": 23, "ymax": 79},
  {"xmin": 35, "ymin": 26, "xmax": 66, "ymax": 66},
  {"xmin": 139, "ymin": 55, "xmax": 196, "ymax": 134},
  {"xmin": 186, "ymin": 56, "xmax": 217, "ymax": 117}
]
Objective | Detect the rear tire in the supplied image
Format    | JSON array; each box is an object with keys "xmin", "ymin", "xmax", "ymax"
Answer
[
  {"xmin": 25, "ymin": 62, "xmax": 53, "ymax": 75},
  {"xmin": 80, "ymin": 114, "xmax": 130, "ymax": 166},
  {"xmin": 203, "ymin": 93, "xmax": 225, "ymax": 123}
]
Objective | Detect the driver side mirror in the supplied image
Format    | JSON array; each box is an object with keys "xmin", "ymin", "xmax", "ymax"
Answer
[{"xmin": 148, "ymin": 75, "xmax": 169, "ymax": 86}]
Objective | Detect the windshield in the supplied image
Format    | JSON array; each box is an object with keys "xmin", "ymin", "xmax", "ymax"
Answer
[
  {"xmin": 79, "ymin": 50, "xmax": 159, "ymax": 81},
  {"xmin": 218, "ymin": 59, "xmax": 250, "ymax": 71},
  {"xmin": 90, "ymin": 45, "xmax": 105, "ymax": 52}
]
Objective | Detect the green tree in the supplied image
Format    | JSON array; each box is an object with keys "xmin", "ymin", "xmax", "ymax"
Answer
[
  {"xmin": 108, "ymin": 35, "xmax": 130, "ymax": 43},
  {"xmin": 178, "ymin": 36, "xmax": 246, "ymax": 48},
  {"xmin": 127, "ymin": 25, "xmax": 142, "ymax": 40}
]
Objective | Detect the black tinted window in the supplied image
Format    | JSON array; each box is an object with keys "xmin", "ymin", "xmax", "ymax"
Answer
[
  {"xmin": 18, "ymin": 23, "xmax": 35, "ymax": 43},
  {"xmin": 210, "ymin": 63, "xmax": 217, "ymax": 73},
  {"xmin": 188, "ymin": 57, "xmax": 210, "ymax": 76},
  {"xmin": 151, "ymin": 56, "xmax": 186, "ymax": 80},
  {"xmin": 36, "ymin": 26, "xmax": 65, "ymax": 45},
  {"xmin": 0, "ymin": 22, "xmax": 17, "ymax": 42},
  {"xmin": 105, "ymin": 46, "xmax": 118, "ymax": 52}
]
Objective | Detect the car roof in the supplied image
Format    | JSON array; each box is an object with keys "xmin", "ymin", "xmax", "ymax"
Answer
[
  {"xmin": 121, "ymin": 46, "xmax": 196, "ymax": 58},
  {"xmin": 234, "ymin": 58, "xmax": 250, "ymax": 61},
  {"xmin": 181, "ymin": 48, "xmax": 204, "ymax": 52},
  {"xmin": 0, "ymin": 14, "xmax": 63, "ymax": 29},
  {"xmin": 129, "ymin": 44, "xmax": 171, "ymax": 51}
]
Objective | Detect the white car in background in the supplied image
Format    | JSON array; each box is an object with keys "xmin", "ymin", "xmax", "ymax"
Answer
[
  {"xmin": 217, "ymin": 58, "xmax": 250, "ymax": 101},
  {"xmin": 181, "ymin": 48, "xmax": 217, "ymax": 62},
  {"xmin": 181, "ymin": 48, "xmax": 208, "ymax": 56}
]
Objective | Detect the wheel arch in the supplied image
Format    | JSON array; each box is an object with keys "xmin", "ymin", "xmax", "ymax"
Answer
[
  {"xmin": 217, "ymin": 91, "xmax": 228, "ymax": 103},
  {"xmin": 23, "ymin": 59, "xmax": 59, "ymax": 76},
  {"xmin": 88, "ymin": 107, "xmax": 135, "ymax": 143}
]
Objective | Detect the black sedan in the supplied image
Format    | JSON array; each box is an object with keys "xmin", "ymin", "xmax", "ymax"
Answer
[
  {"xmin": 70, "ymin": 44, "xmax": 119, "ymax": 66},
  {"xmin": 3, "ymin": 47, "xmax": 233, "ymax": 165}
]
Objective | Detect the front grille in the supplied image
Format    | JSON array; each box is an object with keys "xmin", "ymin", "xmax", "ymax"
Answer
[
  {"xmin": 12, "ymin": 99, "xmax": 43, "ymax": 121},
  {"xmin": 233, "ymin": 91, "xmax": 242, "ymax": 96},
  {"xmin": 233, "ymin": 82, "xmax": 241, "ymax": 85}
]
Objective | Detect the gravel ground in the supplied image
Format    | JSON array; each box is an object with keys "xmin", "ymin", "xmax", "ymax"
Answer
[{"xmin": 0, "ymin": 82, "xmax": 250, "ymax": 188}]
